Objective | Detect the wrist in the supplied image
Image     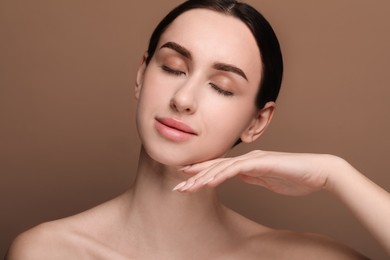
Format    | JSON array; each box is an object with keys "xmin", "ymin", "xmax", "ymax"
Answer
[{"xmin": 322, "ymin": 154, "xmax": 353, "ymax": 194}]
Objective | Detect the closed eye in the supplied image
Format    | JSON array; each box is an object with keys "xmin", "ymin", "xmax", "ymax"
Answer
[
  {"xmin": 161, "ymin": 65, "xmax": 186, "ymax": 76},
  {"xmin": 210, "ymin": 83, "xmax": 234, "ymax": 97}
]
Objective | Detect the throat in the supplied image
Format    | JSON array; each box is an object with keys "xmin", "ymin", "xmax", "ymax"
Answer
[{"xmin": 121, "ymin": 147, "xmax": 228, "ymax": 250}]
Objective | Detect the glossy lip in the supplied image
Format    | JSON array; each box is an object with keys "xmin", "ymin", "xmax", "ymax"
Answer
[
  {"xmin": 156, "ymin": 117, "xmax": 197, "ymax": 135},
  {"xmin": 155, "ymin": 117, "xmax": 197, "ymax": 142}
]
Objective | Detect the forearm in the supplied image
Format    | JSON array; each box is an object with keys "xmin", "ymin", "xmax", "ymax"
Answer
[{"xmin": 325, "ymin": 156, "xmax": 390, "ymax": 254}]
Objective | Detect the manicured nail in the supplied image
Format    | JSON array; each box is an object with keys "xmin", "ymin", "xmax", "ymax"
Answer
[
  {"xmin": 172, "ymin": 181, "xmax": 186, "ymax": 191},
  {"xmin": 180, "ymin": 180, "xmax": 195, "ymax": 191}
]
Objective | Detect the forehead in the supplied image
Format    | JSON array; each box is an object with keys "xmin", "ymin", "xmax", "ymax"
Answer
[{"xmin": 158, "ymin": 8, "xmax": 262, "ymax": 84}]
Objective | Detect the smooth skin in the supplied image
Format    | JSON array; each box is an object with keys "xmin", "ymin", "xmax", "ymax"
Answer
[
  {"xmin": 6, "ymin": 9, "xmax": 382, "ymax": 259},
  {"xmin": 175, "ymin": 151, "xmax": 390, "ymax": 255}
]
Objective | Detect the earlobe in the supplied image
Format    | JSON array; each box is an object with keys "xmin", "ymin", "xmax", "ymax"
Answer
[
  {"xmin": 135, "ymin": 53, "xmax": 148, "ymax": 100},
  {"xmin": 240, "ymin": 102, "xmax": 275, "ymax": 143}
]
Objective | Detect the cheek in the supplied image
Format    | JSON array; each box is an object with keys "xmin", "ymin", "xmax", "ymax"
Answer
[
  {"xmin": 138, "ymin": 70, "xmax": 172, "ymax": 109},
  {"xmin": 203, "ymin": 102, "xmax": 255, "ymax": 144}
]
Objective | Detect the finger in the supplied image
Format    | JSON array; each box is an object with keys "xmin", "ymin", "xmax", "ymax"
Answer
[
  {"xmin": 180, "ymin": 158, "xmax": 240, "ymax": 192},
  {"xmin": 178, "ymin": 151, "xmax": 270, "ymax": 192},
  {"xmin": 205, "ymin": 156, "xmax": 271, "ymax": 189},
  {"xmin": 203, "ymin": 160, "xmax": 251, "ymax": 188},
  {"xmin": 173, "ymin": 163, "xmax": 221, "ymax": 192},
  {"xmin": 181, "ymin": 150, "xmax": 263, "ymax": 176},
  {"xmin": 181, "ymin": 157, "xmax": 228, "ymax": 174},
  {"xmin": 186, "ymin": 158, "xmax": 250, "ymax": 192},
  {"xmin": 238, "ymin": 174, "xmax": 269, "ymax": 187}
]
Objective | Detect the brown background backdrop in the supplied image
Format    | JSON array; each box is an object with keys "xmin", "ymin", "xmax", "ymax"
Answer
[{"xmin": 1, "ymin": 0, "xmax": 389, "ymax": 258}]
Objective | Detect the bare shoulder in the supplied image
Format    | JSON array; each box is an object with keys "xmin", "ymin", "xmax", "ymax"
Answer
[
  {"xmin": 223, "ymin": 207, "xmax": 369, "ymax": 259},
  {"xmin": 245, "ymin": 229, "xmax": 369, "ymax": 259},
  {"xmin": 5, "ymin": 221, "xmax": 79, "ymax": 260},
  {"xmin": 6, "ymin": 196, "xmax": 126, "ymax": 260}
]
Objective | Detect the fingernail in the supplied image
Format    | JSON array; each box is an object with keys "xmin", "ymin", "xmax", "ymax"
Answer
[
  {"xmin": 180, "ymin": 181, "xmax": 195, "ymax": 191},
  {"xmin": 172, "ymin": 181, "xmax": 186, "ymax": 191}
]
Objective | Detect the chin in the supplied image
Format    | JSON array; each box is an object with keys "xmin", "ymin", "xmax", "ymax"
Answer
[
  {"xmin": 143, "ymin": 143, "xmax": 201, "ymax": 166},
  {"xmin": 144, "ymin": 140, "xmax": 232, "ymax": 168}
]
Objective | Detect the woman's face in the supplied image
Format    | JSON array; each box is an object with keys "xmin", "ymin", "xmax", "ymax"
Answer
[{"xmin": 136, "ymin": 9, "xmax": 264, "ymax": 166}]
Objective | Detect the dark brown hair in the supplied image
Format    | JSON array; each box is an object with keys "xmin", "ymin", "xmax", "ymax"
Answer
[{"xmin": 145, "ymin": 0, "xmax": 283, "ymax": 109}]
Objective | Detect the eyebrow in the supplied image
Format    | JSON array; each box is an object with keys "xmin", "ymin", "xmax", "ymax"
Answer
[
  {"xmin": 213, "ymin": 63, "xmax": 248, "ymax": 81},
  {"xmin": 160, "ymin": 41, "xmax": 248, "ymax": 81},
  {"xmin": 160, "ymin": 42, "xmax": 192, "ymax": 60}
]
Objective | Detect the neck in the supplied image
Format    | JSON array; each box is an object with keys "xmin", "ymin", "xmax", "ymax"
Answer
[{"xmin": 121, "ymin": 146, "xmax": 230, "ymax": 253}]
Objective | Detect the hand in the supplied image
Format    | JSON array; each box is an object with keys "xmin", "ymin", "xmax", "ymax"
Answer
[{"xmin": 173, "ymin": 150, "xmax": 340, "ymax": 196}]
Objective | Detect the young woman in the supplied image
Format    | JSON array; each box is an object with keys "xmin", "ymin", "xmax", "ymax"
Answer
[{"xmin": 6, "ymin": 0, "xmax": 389, "ymax": 259}]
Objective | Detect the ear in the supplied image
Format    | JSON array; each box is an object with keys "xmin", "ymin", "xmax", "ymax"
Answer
[
  {"xmin": 240, "ymin": 102, "xmax": 276, "ymax": 143},
  {"xmin": 135, "ymin": 53, "xmax": 148, "ymax": 100}
]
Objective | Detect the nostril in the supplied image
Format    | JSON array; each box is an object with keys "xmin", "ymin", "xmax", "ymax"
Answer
[
  {"xmin": 170, "ymin": 99, "xmax": 177, "ymax": 111},
  {"xmin": 170, "ymin": 93, "xmax": 197, "ymax": 114}
]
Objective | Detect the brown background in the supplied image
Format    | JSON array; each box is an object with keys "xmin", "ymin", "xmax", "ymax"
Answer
[{"xmin": 1, "ymin": 0, "xmax": 389, "ymax": 258}]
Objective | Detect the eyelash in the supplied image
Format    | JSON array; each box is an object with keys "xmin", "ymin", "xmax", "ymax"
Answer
[
  {"xmin": 209, "ymin": 83, "xmax": 234, "ymax": 97},
  {"xmin": 161, "ymin": 65, "xmax": 234, "ymax": 97},
  {"xmin": 161, "ymin": 65, "xmax": 185, "ymax": 76}
]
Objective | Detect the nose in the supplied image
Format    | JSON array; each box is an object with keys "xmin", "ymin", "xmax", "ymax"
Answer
[{"xmin": 170, "ymin": 80, "xmax": 198, "ymax": 114}]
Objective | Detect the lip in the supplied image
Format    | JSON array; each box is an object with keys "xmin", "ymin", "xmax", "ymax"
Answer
[{"xmin": 155, "ymin": 117, "xmax": 197, "ymax": 142}]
